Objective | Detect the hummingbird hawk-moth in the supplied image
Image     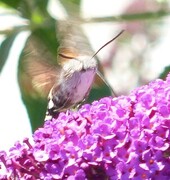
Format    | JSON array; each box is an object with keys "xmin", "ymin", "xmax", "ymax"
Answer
[{"xmin": 25, "ymin": 22, "xmax": 123, "ymax": 120}]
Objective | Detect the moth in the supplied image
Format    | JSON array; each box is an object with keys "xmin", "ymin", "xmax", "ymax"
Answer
[{"xmin": 25, "ymin": 23, "xmax": 123, "ymax": 119}]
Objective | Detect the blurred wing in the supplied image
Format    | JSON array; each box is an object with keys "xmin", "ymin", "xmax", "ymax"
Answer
[
  {"xmin": 23, "ymin": 36, "xmax": 61, "ymax": 97},
  {"xmin": 57, "ymin": 20, "xmax": 94, "ymax": 56},
  {"xmin": 26, "ymin": 60, "xmax": 60, "ymax": 96}
]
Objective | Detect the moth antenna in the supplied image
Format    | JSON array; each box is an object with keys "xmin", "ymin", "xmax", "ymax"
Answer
[
  {"xmin": 91, "ymin": 30, "xmax": 124, "ymax": 97},
  {"xmin": 90, "ymin": 30, "xmax": 124, "ymax": 60}
]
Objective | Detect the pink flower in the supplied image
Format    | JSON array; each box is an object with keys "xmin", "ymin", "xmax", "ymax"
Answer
[{"xmin": 1, "ymin": 74, "xmax": 170, "ymax": 179}]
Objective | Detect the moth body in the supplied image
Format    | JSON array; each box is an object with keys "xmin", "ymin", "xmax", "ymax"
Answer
[{"xmin": 46, "ymin": 54, "xmax": 97, "ymax": 117}]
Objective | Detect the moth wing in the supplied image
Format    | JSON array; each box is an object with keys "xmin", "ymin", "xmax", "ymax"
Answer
[{"xmin": 26, "ymin": 60, "xmax": 60, "ymax": 96}]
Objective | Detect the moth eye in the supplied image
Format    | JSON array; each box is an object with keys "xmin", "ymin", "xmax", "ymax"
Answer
[
  {"xmin": 58, "ymin": 53, "xmax": 75, "ymax": 59},
  {"xmin": 57, "ymin": 47, "xmax": 79, "ymax": 65}
]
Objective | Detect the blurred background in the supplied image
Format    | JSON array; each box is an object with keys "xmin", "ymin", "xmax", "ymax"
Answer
[{"xmin": 0, "ymin": 0, "xmax": 170, "ymax": 150}]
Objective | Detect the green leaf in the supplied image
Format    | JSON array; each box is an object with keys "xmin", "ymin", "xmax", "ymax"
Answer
[
  {"xmin": 159, "ymin": 65, "xmax": 170, "ymax": 80},
  {"xmin": 0, "ymin": 0, "xmax": 49, "ymax": 20},
  {"xmin": 0, "ymin": 0, "xmax": 22, "ymax": 9},
  {"xmin": 22, "ymin": 95, "xmax": 47, "ymax": 132},
  {"xmin": 0, "ymin": 32, "xmax": 19, "ymax": 73},
  {"xmin": 34, "ymin": 0, "xmax": 49, "ymax": 15},
  {"xmin": 29, "ymin": 0, "xmax": 50, "ymax": 24}
]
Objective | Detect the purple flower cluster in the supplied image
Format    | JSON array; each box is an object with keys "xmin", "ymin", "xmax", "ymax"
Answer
[{"xmin": 1, "ymin": 75, "xmax": 170, "ymax": 180}]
